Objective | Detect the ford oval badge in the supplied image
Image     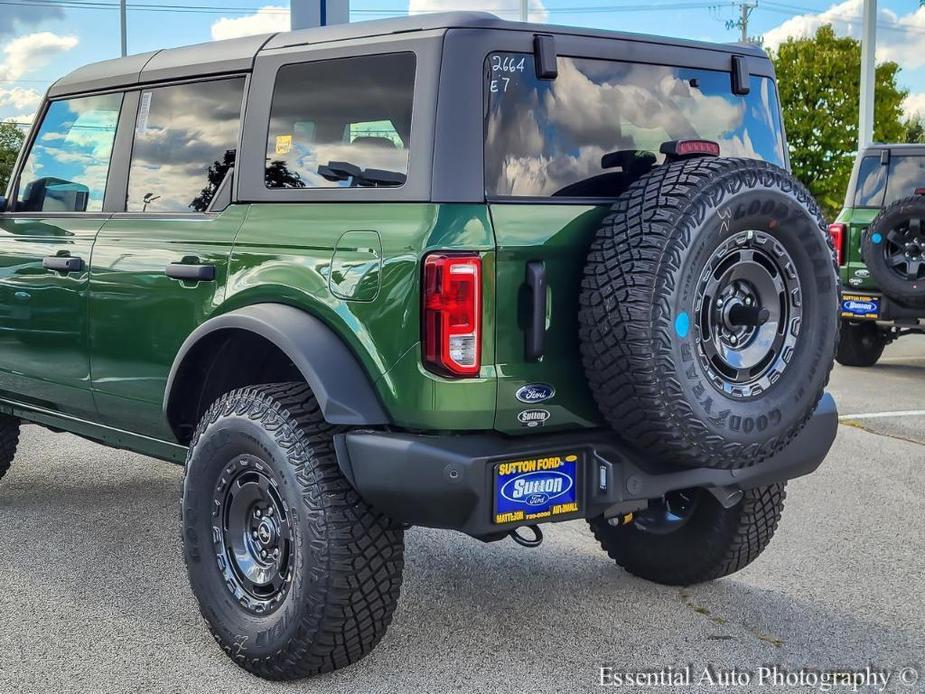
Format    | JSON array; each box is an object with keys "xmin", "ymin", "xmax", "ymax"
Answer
[{"xmin": 515, "ymin": 383, "xmax": 555, "ymax": 403}]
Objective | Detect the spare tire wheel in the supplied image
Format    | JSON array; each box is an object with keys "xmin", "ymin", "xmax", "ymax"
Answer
[
  {"xmin": 861, "ymin": 195, "xmax": 925, "ymax": 308},
  {"xmin": 579, "ymin": 157, "xmax": 838, "ymax": 469}
]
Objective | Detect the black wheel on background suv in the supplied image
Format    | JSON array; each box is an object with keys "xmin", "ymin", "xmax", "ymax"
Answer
[
  {"xmin": 836, "ymin": 320, "xmax": 888, "ymax": 367},
  {"xmin": 588, "ymin": 484, "xmax": 787, "ymax": 585},
  {"xmin": 862, "ymin": 195, "xmax": 925, "ymax": 308},
  {"xmin": 579, "ymin": 157, "xmax": 839, "ymax": 470},
  {"xmin": 182, "ymin": 382, "xmax": 404, "ymax": 681},
  {"xmin": 0, "ymin": 414, "xmax": 21, "ymax": 484}
]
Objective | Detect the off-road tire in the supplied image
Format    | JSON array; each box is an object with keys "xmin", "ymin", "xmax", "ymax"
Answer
[
  {"xmin": 182, "ymin": 382, "xmax": 404, "ymax": 680},
  {"xmin": 579, "ymin": 158, "xmax": 839, "ymax": 469},
  {"xmin": 588, "ymin": 484, "xmax": 786, "ymax": 586},
  {"xmin": 861, "ymin": 195, "xmax": 925, "ymax": 308},
  {"xmin": 0, "ymin": 414, "xmax": 20, "ymax": 484},
  {"xmin": 835, "ymin": 320, "xmax": 887, "ymax": 367}
]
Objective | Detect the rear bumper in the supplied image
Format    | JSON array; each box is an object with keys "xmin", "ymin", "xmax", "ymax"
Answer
[{"xmin": 334, "ymin": 394, "xmax": 838, "ymax": 540}]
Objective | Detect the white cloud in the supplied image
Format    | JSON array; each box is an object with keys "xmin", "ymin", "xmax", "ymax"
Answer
[
  {"xmin": 0, "ymin": 87, "xmax": 40, "ymax": 111},
  {"xmin": 764, "ymin": 0, "xmax": 925, "ymax": 69},
  {"xmin": 211, "ymin": 5, "xmax": 289, "ymax": 40},
  {"xmin": 904, "ymin": 92, "xmax": 925, "ymax": 119},
  {"xmin": 409, "ymin": 0, "xmax": 547, "ymax": 21},
  {"xmin": 0, "ymin": 32, "xmax": 78, "ymax": 82}
]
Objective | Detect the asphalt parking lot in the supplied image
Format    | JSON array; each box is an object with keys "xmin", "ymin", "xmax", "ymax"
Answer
[{"xmin": 0, "ymin": 339, "xmax": 923, "ymax": 694}]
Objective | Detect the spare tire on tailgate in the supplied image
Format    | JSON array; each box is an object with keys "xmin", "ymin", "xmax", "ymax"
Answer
[
  {"xmin": 579, "ymin": 157, "xmax": 838, "ymax": 470},
  {"xmin": 861, "ymin": 194, "xmax": 925, "ymax": 308}
]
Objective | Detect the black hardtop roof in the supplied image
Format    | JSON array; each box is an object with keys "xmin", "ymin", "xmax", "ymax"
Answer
[{"xmin": 48, "ymin": 11, "xmax": 769, "ymax": 98}]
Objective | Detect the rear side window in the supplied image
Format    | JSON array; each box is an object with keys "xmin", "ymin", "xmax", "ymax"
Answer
[
  {"xmin": 16, "ymin": 93, "xmax": 122, "ymax": 213},
  {"xmin": 485, "ymin": 53, "xmax": 786, "ymax": 199},
  {"xmin": 884, "ymin": 156, "xmax": 925, "ymax": 205},
  {"xmin": 127, "ymin": 77, "xmax": 245, "ymax": 213},
  {"xmin": 265, "ymin": 53, "xmax": 415, "ymax": 189},
  {"xmin": 852, "ymin": 155, "xmax": 886, "ymax": 207}
]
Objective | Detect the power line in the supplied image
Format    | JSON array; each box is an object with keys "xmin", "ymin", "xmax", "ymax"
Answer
[{"xmin": 761, "ymin": 2, "xmax": 925, "ymax": 36}]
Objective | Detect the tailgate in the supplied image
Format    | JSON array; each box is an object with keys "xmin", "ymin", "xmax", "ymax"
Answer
[{"xmin": 489, "ymin": 203, "xmax": 608, "ymax": 435}]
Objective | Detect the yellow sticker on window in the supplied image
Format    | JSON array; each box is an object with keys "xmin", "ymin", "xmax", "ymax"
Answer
[{"xmin": 275, "ymin": 134, "xmax": 292, "ymax": 155}]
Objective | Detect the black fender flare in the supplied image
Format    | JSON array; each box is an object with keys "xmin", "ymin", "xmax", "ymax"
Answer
[{"xmin": 164, "ymin": 303, "xmax": 389, "ymax": 431}]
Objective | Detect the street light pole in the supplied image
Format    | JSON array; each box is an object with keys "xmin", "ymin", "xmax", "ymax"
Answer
[
  {"xmin": 521, "ymin": 0, "xmax": 528, "ymax": 22},
  {"xmin": 858, "ymin": 0, "xmax": 876, "ymax": 148},
  {"xmin": 120, "ymin": 0, "xmax": 127, "ymax": 57}
]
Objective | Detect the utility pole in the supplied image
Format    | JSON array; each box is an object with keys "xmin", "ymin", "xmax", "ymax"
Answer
[
  {"xmin": 120, "ymin": 0, "xmax": 127, "ymax": 57},
  {"xmin": 725, "ymin": 1, "xmax": 757, "ymax": 43},
  {"xmin": 291, "ymin": 0, "xmax": 349, "ymax": 30},
  {"xmin": 858, "ymin": 0, "xmax": 876, "ymax": 148},
  {"xmin": 520, "ymin": 0, "xmax": 529, "ymax": 22}
]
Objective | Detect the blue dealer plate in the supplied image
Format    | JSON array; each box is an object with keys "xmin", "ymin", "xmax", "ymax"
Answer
[
  {"xmin": 840, "ymin": 293, "xmax": 880, "ymax": 320},
  {"xmin": 493, "ymin": 452, "xmax": 580, "ymax": 525}
]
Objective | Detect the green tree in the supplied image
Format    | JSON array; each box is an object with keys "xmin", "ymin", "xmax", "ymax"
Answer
[
  {"xmin": 0, "ymin": 122, "xmax": 26, "ymax": 195},
  {"xmin": 771, "ymin": 25, "xmax": 907, "ymax": 218},
  {"xmin": 903, "ymin": 116, "xmax": 925, "ymax": 144}
]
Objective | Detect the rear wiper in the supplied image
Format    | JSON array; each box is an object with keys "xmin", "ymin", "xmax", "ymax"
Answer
[{"xmin": 317, "ymin": 161, "xmax": 406, "ymax": 188}]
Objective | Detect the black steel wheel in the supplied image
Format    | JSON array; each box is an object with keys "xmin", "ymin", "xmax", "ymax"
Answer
[
  {"xmin": 631, "ymin": 489, "xmax": 701, "ymax": 535},
  {"xmin": 695, "ymin": 232, "xmax": 801, "ymax": 398},
  {"xmin": 881, "ymin": 217, "xmax": 925, "ymax": 281},
  {"xmin": 863, "ymin": 195, "xmax": 925, "ymax": 308},
  {"xmin": 212, "ymin": 456, "xmax": 294, "ymax": 614}
]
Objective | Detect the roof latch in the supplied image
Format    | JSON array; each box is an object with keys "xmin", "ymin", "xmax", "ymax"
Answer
[
  {"xmin": 731, "ymin": 55, "xmax": 750, "ymax": 96},
  {"xmin": 533, "ymin": 34, "xmax": 558, "ymax": 80}
]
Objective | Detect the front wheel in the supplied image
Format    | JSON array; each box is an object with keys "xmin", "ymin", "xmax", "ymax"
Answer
[
  {"xmin": 182, "ymin": 382, "xmax": 404, "ymax": 680},
  {"xmin": 835, "ymin": 320, "xmax": 887, "ymax": 367},
  {"xmin": 588, "ymin": 484, "xmax": 786, "ymax": 586},
  {"xmin": 0, "ymin": 414, "xmax": 20, "ymax": 485}
]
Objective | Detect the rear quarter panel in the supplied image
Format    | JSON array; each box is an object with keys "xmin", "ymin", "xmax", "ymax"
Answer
[
  {"xmin": 225, "ymin": 202, "xmax": 499, "ymax": 431},
  {"xmin": 837, "ymin": 206, "xmax": 880, "ymax": 290}
]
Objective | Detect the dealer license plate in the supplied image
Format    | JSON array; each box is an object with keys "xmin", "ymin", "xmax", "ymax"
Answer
[
  {"xmin": 493, "ymin": 452, "xmax": 580, "ymax": 525},
  {"xmin": 840, "ymin": 293, "xmax": 880, "ymax": 320}
]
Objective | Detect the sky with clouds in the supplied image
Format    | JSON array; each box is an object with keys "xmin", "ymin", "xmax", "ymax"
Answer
[{"xmin": 3, "ymin": 0, "xmax": 925, "ymax": 127}]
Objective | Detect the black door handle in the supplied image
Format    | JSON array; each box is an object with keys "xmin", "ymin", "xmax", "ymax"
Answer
[
  {"xmin": 165, "ymin": 263, "xmax": 215, "ymax": 282},
  {"xmin": 525, "ymin": 261, "xmax": 547, "ymax": 361},
  {"xmin": 43, "ymin": 255, "xmax": 84, "ymax": 273}
]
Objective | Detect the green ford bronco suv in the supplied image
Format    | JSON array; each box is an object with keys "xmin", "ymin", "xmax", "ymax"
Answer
[
  {"xmin": 0, "ymin": 12, "xmax": 838, "ymax": 680},
  {"xmin": 831, "ymin": 144, "xmax": 925, "ymax": 366}
]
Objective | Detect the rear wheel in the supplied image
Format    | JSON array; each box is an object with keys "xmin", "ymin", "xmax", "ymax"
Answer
[
  {"xmin": 588, "ymin": 484, "xmax": 786, "ymax": 586},
  {"xmin": 182, "ymin": 382, "xmax": 404, "ymax": 680},
  {"xmin": 0, "ymin": 414, "xmax": 20, "ymax": 485},
  {"xmin": 836, "ymin": 320, "xmax": 887, "ymax": 367}
]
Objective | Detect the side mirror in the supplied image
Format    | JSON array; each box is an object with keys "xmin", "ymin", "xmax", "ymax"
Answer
[
  {"xmin": 0, "ymin": 196, "xmax": 7, "ymax": 212},
  {"xmin": 20, "ymin": 177, "xmax": 89, "ymax": 213}
]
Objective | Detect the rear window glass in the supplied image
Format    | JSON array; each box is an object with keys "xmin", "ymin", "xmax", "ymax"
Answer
[
  {"xmin": 265, "ymin": 53, "xmax": 415, "ymax": 189},
  {"xmin": 853, "ymin": 154, "xmax": 925, "ymax": 208},
  {"xmin": 485, "ymin": 53, "xmax": 786, "ymax": 199}
]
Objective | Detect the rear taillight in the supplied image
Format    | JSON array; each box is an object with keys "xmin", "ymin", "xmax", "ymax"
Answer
[
  {"xmin": 422, "ymin": 253, "xmax": 481, "ymax": 378},
  {"xmin": 828, "ymin": 223, "xmax": 847, "ymax": 266}
]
